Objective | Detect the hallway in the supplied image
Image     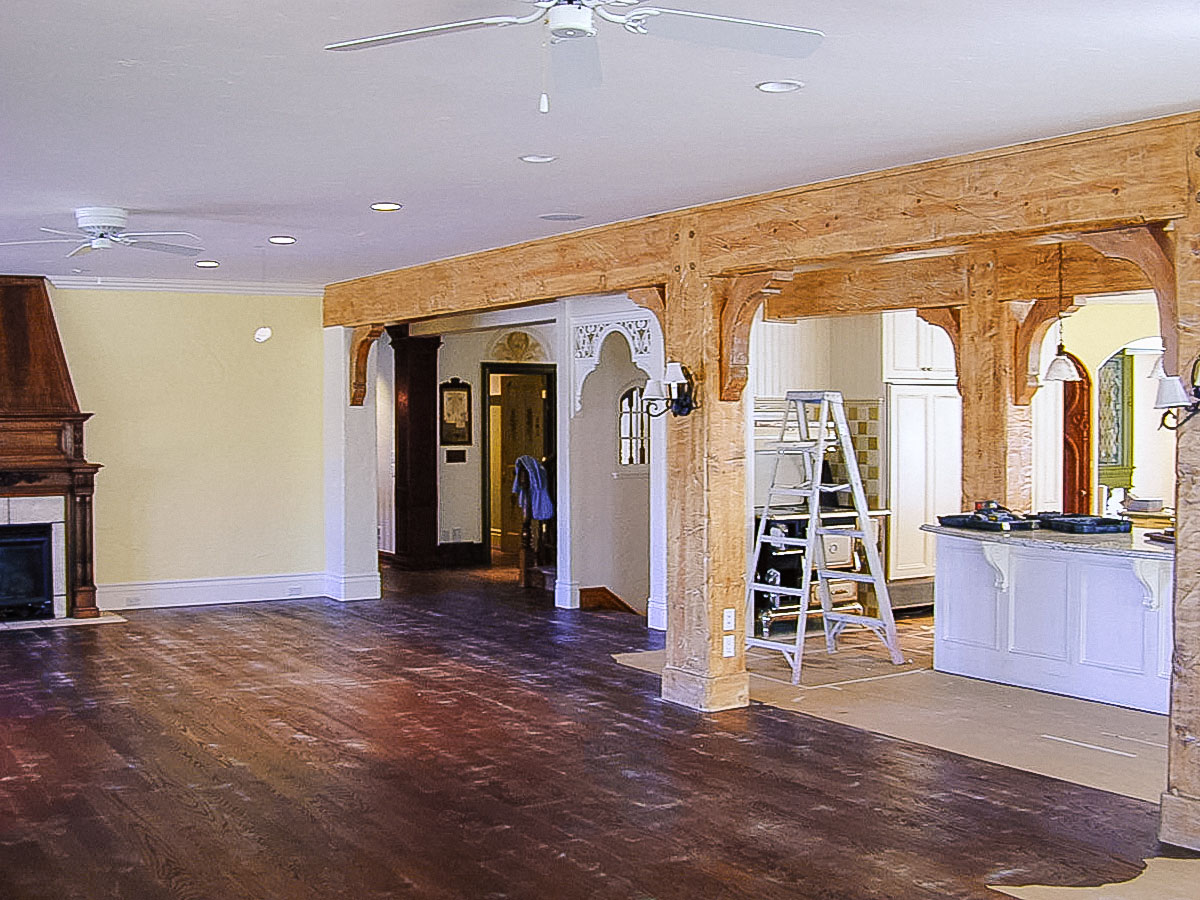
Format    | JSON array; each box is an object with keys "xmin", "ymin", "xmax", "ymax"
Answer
[{"xmin": 0, "ymin": 569, "xmax": 1176, "ymax": 899}]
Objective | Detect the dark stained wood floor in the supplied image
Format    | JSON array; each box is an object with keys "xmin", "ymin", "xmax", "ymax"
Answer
[{"xmin": 0, "ymin": 567, "xmax": 1188, "ymax": 899}]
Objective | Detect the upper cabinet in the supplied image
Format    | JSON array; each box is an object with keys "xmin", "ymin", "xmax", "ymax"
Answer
[{"xmin": 882, "ymin": 310, "xmax": 957, "ymax": 382}]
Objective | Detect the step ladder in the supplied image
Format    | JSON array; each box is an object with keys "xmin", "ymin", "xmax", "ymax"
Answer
[{"xmin": 745, "ymin": 390, "xmax": 904, "ymax": 683}]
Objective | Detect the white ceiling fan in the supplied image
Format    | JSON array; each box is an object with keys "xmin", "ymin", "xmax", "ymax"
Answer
[
  {"xmin": 325, "ymin": 1, "xmax": 823, "ymax": 107},
  {"xmin": 0, "ymin": 207, "xmax": 204, "ymax": 258}
]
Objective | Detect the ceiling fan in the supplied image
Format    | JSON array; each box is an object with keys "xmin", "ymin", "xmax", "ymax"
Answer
[
  {"xmin": 0, "ymin": 207, "xmax": 204, "ymax": 258},
  {"xmin": 326, "ymin": 1, "xmax": 823, "ymax": 105}
]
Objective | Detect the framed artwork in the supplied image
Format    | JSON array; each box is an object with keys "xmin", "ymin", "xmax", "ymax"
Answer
[{"xmin": 440, "ymin": 378, "xmax": 472, "ymax": 446}]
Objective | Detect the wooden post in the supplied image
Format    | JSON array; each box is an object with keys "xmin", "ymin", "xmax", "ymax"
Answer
[
  {"xmin": 957, "ymin": 252, "xmax": 1034, "ymax": 512},
  {"xmin": 1161, "ymin": 128, "xmax": 1200, "ymax": 852},
  {"xmin": 660, "ymin": 217, "xmax": 750, "ymax": 712}
]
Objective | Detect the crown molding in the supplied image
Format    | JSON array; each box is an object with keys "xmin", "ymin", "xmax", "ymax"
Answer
[{"xmin": 47, "ymin": 276, "xmax": 325, "ymax": 297}]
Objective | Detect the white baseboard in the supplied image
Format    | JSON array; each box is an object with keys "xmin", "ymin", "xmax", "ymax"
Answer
[
  {"xmin": 323, "ymin": 571, "xmax": 381, "ymax": 602},
  {"xmin": 555, "ymin": 579, "xmax": 580, "ymax": 609},
  {"xmin": 97, "ymin": 570, "xmax": 379, "ymax": 611},
  {"xmin": 647, "ymin": 598, "xmax": 667, "ymax": 632}
]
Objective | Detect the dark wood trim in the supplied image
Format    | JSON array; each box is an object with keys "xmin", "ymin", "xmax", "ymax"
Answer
[
  {"xmin": 479, "ymin": 362, "xmax": 556, "ymax": 566},
  {"xmin": 579, "ymin": 586, "xmax": 643, "ymax": 616},
  {"xmin": 387, "ymin": 325, "xmax": 443, "ymax": 569}
]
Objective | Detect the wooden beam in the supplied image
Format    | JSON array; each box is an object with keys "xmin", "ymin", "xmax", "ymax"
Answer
[
  {"xmin": 1077, "ymin": 225, "xmax": 1179, "ymax": 373},
  {"xmin": 715, "ymin": 272, "xmax": 793, "ymax": 401},
  {"xmin": 765, "ymin": 254, "xmax": 966, "ymax": 320},
  {"xmin": 996, "ymin": 242, "xmax": 1152, "ymax": 299},
  {"xmin": 349, "ymin": 324, "xmax": 385, "ymax": 407},
  {"xmin": 627, "ymin": 285, "xmax": 666, "ymax": 330},
  {"xmin": 1011, "ymin": 296, "xmax": 1081, "ymax": 406}
]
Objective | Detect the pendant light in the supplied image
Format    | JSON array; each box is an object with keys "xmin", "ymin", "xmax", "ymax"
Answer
[{"xmin": 1043, "ymin": 246, "xmax": 1081, "ymax": 383}]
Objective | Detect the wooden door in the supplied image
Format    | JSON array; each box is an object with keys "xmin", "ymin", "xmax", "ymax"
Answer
[
  {"xmin": 499, "ymin": 374, "xmax": 547, "ymax": 552},
  {"xmin": 1061, "ymin": 352, "xmax": 1092, "ymax": 514}
]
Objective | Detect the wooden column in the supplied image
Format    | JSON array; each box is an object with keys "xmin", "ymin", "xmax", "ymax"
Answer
[
  {"xmin": 387, "ymin": 326, "xmax": 443, "ymax": 570},
  {"xmin": 957, "ymin": 252, "xmax": 1033, "ymax": 511},
  {"xmin": 660, "ymin": 217, "xmax": 750, "ymax": 712},
  {"xmin": 1161, "ymin": 128, "xmax": 1200, "ymax": 852}
]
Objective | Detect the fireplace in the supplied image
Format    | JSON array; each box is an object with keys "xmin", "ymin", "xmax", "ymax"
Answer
[
  {"xmin": 0, "ymin": 276, "xmax": 100, "ymax": 618},
  {"xmin": 0, "ymin": 524, "xmax": 53, "ymax": 621}
]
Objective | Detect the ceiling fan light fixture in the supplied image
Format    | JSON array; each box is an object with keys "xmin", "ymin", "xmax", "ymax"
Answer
[
  {"xmin": 370, "ymin": 202, "xmax": 403, "ymax": 212},
  {"xmin": 756, "ymin": 79, "xmax": 804, "ymax": 93},
  {"xmin": 267, "ymin": 235, "xmax": 297, "ymax": 245},
  {"xmin": 194, "ymin": 260, "xmax": 220, "ymax": 268},
  {"xmin": 519, "ymin": 154, "xmax": 558, "ymax": 164},
  {"xmin": 547, "ymin": 4, "xmax": 596, "ymax": 39}
]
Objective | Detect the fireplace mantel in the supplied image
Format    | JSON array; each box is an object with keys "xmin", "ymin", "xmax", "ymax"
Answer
[{"xmin": 0, "ymin": 277, "xmax": 100, "ymax": 618}]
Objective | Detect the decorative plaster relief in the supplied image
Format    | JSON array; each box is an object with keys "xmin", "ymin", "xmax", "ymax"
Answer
[{"xmin": 489, "ymin": 330, "xmax": 547, "ymax": 362}]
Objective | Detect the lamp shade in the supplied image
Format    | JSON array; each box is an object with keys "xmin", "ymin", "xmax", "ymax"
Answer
[
  {"xmin": 1154, "ymin": 375, "xmax": 1194, "ymax": 409},
  {"xmin": 642, "ymin": 379, "xmax": 668, "ymax": 401},
  {"xmin": 1043, "ymin": 349, "xmax": 1081, "ymax": 383},
  {"xmin": 1148, "ymin": 354, "xmax": 1166, "ymax": 380},
  {"xmin": 663, "ymin": 362, "xmax": 687, "ymax": 386}
]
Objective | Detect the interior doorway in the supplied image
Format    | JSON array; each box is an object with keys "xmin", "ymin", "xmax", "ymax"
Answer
[
  {"xmin": 1061, "ymin": 351, "xmax": 1092, "ymax": 514},
  {"xmin": 481, "ymin": 363, "xmax": 556, "ymax": 565}
]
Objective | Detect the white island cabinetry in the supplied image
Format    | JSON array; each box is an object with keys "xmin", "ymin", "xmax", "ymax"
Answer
[{"xmin": 922, "ymin": 525, "xmax": 1173, "ymax": 714}]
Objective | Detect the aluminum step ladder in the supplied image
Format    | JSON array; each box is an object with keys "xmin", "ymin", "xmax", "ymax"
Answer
[{"xmin": 745, "ymin": 390, "xmax": 904, "ymax": 683}]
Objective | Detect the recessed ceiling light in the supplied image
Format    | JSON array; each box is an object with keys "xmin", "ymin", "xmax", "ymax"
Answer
[
  {"xmin": 267, "ymin": 235, "xmax": 297, "ymax": 245},
  {"xmin": 370, "ymin": 201, "xmax": 403, "ymax": 211},
  {"xmin": 539, "ymin": 213, "xmax": 585, "ymax": 222},
  {"xmin": 756, "ymin": 80, "xmax": 805, "ymax": 93},
  {"xmin": 520, "ymin": 154, "xmax": 558, "ymax": 164},
  {"xmin": 195, "ymin": 260, "xmax": 220, "ymax": 268}
]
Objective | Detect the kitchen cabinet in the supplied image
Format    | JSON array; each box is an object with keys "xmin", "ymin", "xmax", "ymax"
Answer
[{"xmin": 883, "ymin": 310, "xmax": 957, "ymax": 382}]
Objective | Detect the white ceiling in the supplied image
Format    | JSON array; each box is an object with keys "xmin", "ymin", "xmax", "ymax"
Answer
[{"xmin": 3, "ymin": 1, "xmax": 1200, "ymax": 290}]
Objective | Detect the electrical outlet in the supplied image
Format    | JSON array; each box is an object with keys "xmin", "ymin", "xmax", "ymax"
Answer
[
  {"xmin": 124, "ymin": 595, "xmax": 142, "ymax": 607},
  {"xmin": 451, "ymin": 527, "xmax": 462, "ymax": 542},
  {"xmin": 722, "ymin": 634, "xmax": 736, "ymax": 658},
  {"xmin": 287, "ymin": 585, "xmax": 302, "ymax": 597},
  {"xmin": 722, "ymin": 607, "xmax": 736, "ymax": 631}
]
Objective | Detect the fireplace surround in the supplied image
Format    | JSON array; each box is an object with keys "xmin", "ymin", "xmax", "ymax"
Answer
[{"xmin": 0, "ymin": 276, "xmax": 100, "ymax": 618}]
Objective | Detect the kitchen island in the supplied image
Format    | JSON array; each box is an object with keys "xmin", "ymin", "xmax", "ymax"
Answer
[{"xmin": 920, "ymin": 524, "xmax": 1173, "ymax": 713}]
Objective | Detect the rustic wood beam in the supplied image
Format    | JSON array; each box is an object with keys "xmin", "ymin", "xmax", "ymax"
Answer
[
  {"xmin": 715, "ymin": 272, "xmax": 793, "ymax": 401},
  {"xmin": 349, "ymin": 324, "xmax": 385, "ymax": 407},
  {"xmin": 764, "ymin": 254, "xmax": 966, "ymax": 320},
  {"xmin": 627, "ymin": 285, "xmax": 666, "ymax": 330},
  {"xmin": 1011, "ymin": 296, "xmax": 1081, "ymax": 406},
  {"xmin": 1077, "ymin": 225, "xmax": 1179, "ymax": 374},
  {"xmin": 917, "ymin": 307, "xmax": 962, "ymax": 383},
  {"xmin": 996, "ymin": 242, "xmax": 1152, "ymax": 300}
]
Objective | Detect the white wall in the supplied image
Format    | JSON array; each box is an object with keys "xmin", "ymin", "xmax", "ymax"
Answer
[
  {"xmin": 571, "ymin": 332, "xmax": 651, "ymax": 610},
  {"xmin": 375, "ymin": 335, "xmax": 395, "ymax": 553}
]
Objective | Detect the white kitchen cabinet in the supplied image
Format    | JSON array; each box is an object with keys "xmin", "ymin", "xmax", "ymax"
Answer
[
  {"xmin": 887, "ymin": 384, "xmax": 962, "ymax": 579},
  {"xmin": 883, "ymin": 310, "xmax": 957, "ymax": 382}
]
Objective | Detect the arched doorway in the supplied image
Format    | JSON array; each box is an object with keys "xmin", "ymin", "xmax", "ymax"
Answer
[{"xmin": 1060, "ymin": 351, "xmax": 1092, "ymax": 514}]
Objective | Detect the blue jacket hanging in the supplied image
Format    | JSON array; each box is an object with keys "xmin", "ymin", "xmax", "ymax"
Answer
[{"xmin": 512, "ymin": 455, "xmax": 554, "ymax": 521}]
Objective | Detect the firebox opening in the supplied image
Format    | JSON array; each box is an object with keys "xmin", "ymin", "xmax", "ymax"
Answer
[{"xmin": 0, "ymin": 524, "xmax": 54, "ymax": 621}]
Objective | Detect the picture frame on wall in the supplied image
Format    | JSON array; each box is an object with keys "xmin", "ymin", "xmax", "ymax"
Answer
[{"xmin": 440, "ymin": 378, "xmax": 472, "ymax": 446}]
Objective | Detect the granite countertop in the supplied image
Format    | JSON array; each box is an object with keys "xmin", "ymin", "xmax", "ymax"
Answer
[{"xmin": 920, "ymin": 523, "xmax": 1174, "ymax": 561}]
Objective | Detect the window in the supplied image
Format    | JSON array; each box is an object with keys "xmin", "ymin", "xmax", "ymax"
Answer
[
  {"xmin": 1097, "ymin": 351, "xmax": 1133, "ymax": 490},
  {"xmin": 618, "ymin": 386, "xmax": 650, "ymax": 466}
]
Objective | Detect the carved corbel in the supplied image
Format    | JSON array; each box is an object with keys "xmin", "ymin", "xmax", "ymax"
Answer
[
  {"xmin": 916, "ymin": 306, "xmax": 963, "ymax": 386},
  {"xmin": 715, "ymin": 271, "xmax": 794, "ymax": 401},
  {"xmin": 1011, "ymin": 296, "xmax": 1081, "ymax": 406},
  {"xmin": 627, "ymin": 285, "xmax": 666, "ymax": 331},
  {"xmin": 1077, "ymin": 225, "xmax": 1178, "ymax": 374},
  {"xmin": 349, "ymin": 323, "xmax": 385, "ymax": 406}
]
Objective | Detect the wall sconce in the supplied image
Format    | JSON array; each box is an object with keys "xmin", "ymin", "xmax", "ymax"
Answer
[
  {"xmin": 1155, "ymin": 357, "xmax": 1200, "ymax": 430},
  {"xmin": 644, "ymin": 362, "xmax": 698, "ymax": 417}
]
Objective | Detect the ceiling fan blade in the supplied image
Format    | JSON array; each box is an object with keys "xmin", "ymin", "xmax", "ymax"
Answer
[
  {"xmin": 550, "ymin": 37, "xmax": 603, "ymax": 92},
  {"xmin": 324, "ymin": 12, "xmax": 544, "ymax": 51},
  {"xmin": 0, "ymin": 237, "xmax": 82, "ymax": 247},
  {"xmin": 65, "ymin": 243, "xmax": 94, "ymax": 258},
  {"xmin": 626, "ymin": 8, "xmax": 824, "ymax": 58},
  {"xmin": 120, "ymin": 231, "xmax": 203, "ymax": 240},
  {"xmin": 119, "ymin": 238, "xmax": 203, "ymax": 256},
  {"xmin": 39, "ymin": 227, "xmax": 81, "ymax": 238}
]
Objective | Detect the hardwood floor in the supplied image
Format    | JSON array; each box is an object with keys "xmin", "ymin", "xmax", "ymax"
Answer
[{"xmin": 0, "ymin": 568, "xmax": 1186, "ymax": 899}]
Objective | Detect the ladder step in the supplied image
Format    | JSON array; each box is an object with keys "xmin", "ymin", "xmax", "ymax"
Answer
[
  {"xmin": 749, "ymin": 583, "xmax": 810, "ymax": 598},
  {"xmin": 767, "ymin": 484, "xmax": 850, "ymax": 497},
  {"xmin": 756, "ymin": 535, "xmax": 808, "ymax": 548},
  {"xmin": 825, "ymin": 611, "xmax": 890, "ymax": 628},
  {"xmin": 814, "ymin": 527, "xmax": 867, "ymax": 539},
  {"xmin": 816, "ymin": 570, "xmax": 877, "ymax": 583}
]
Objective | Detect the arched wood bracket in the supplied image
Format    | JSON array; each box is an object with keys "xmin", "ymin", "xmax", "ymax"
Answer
[
  {"xmin": 1076, "ymin": 225, "xmax": 1177, "ymax": 374},
  {"xmin": 627, "ymin": 285, "xmax": 666, "ymax": 330},
  {"xmin": 349, "ymin": 323, "xmax": 385, "ymax": 406},
  {"xmin": 916, "ymin": 306, "xmax": 963, "ymax": 386},
  {"xmin": 1011, "ymin": 296, "xmax": 1081, "ymax": 406},
  {"xmin": 716, "ymin": 272, "xmax": 794, "ymax": 401}
]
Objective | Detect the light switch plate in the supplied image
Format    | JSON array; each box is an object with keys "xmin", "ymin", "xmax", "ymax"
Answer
[
  {"xmin": 722, "ymin": 607, "xmax": 736, "ymax": 631},
  {"xmin": 722, "ymin": 634, "xmax": 736, "ymax": 657}
]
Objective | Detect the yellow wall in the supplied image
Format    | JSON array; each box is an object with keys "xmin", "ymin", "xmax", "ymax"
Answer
[{"xmin": 49, "ymin": 287, "xmax": 325, "ymax": 584}]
